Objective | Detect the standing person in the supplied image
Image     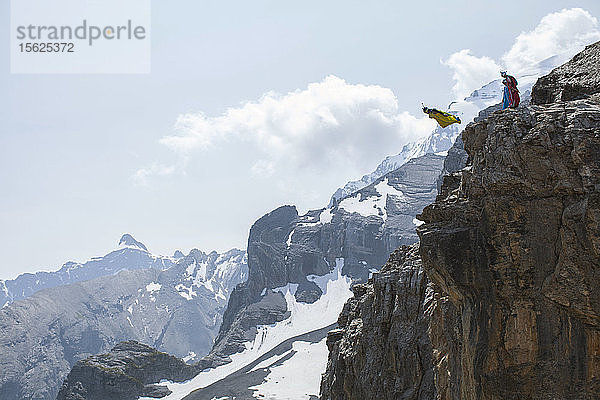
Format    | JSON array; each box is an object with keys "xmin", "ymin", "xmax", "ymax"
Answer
[
  {"xmin": 501, "ymin": 71, "xmax": 520, "ymax": 108},
  {"xmin": 502, "ymin": 76, "xmax": 510, "ymax": 109}
]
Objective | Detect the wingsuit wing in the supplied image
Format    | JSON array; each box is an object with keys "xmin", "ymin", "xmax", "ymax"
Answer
[{"xmin": 423, "ymin": 107, "xmax": 461, "ymax": 128}]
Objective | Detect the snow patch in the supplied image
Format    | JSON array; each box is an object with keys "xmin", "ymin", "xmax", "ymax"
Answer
[
  {"xmin": 182, "ymin": 352, "xmax": 197, "ymax": 363},
  {"xmin": 318, "ymin": 208, "xmax": 333, "ymax": 224},
  {"xmin": 146, "ymin": 282, "xmax": 161, "ymax": 294},
  {"xmin": 195, "ymin": 261, "xmax": 208, "ymax": 282},
  {"xmin": 175, "ymin": 284, "xmax": 196, "ymax": 300},
  {"xmin": 126, "ymin": 316, "xmax": 134, "ymax": 328},
  {"xmin": 338, "ymin": 192, "xmax": 380, "ymax": 218},
  {"xmin": 306, "ymin": 258, "xmax": 344, "ymax": 295},
  {"xmin": 249, "ymin": 338, "xmax": 328, "ymax": 399},
  {"xmin": 338, "ymin": 178, "xmax": 405, "ymax": 220},
  {"xmin": 286, "ymin": 229, "xmax": 295, "ymax": 248},
  {"xmin": 185, "ymin": 261, "xmax": 196, "ymax": 276},
  {"xmin": 413, "ymin": 217, "xmax": 425, "ymax": 227},
  {"xmin": 127, "ymin": 305, "xmax": 134, "ymax": 314}
]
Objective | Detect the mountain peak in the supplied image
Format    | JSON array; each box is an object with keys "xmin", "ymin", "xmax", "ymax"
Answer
[{"xmin": 118, "ymin": 234, "xmax": 148, "ymax": 251}]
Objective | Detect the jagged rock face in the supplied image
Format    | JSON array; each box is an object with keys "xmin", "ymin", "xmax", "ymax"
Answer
[
  {"xmin": 209, "ymin": 290, "xmax": 290, "ymax": 360},
  {"xmin": 436, "ymin": 135, "xmax": 468, "ymax": 193},
  {"xmin": 56, "ymin": 341, "xmax": 197, "ymax": 400},
  {"xmin": 212, "ymin": 154, "xmax": 444, "ymax": 362},
  {"xmin": 418, "ymin": 92, "xmax": 600, "ymax": 399},
  {"xmin": 532, "ymin": 41, "xmax": 600, "ymax": 105},
  {"xmin": 320, "ymin": 244, "xmax": 435, "ymax": 400},
  {"xmin": 0, "ymin": 249, "xmax": 247, "ymax": 400}
]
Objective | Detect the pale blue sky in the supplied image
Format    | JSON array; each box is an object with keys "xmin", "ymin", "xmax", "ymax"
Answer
[{"xmin": 2, "ymin": 1, "xmax": 600, "ymax": 279}]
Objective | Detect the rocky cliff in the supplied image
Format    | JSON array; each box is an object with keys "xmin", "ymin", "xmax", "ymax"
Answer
[
  {"xmin": 320, "ymin": 244, "xmax": 435, "ymax": 400},
  {"xmin": 321, "ymin": 40, "xmax": 600, "ymax": 400}
]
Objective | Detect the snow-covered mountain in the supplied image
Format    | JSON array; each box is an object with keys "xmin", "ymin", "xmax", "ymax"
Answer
[
  {"xmin": 451, "ymin": 51, "xmax": 580, "ymax": 120},
  {"xmin": 121, "ymin": 152, "xmax": 445, "ymax": 399},
  {"xmin": 0, "ymin": 234, "xmax": 181, "ymax": 308},
  {"xmin": 0, "ymin": 242, "xmax": 248, "ymax": 400},
  {"xmin": 329, "ymin": 124, "xmax": 460, "ymax": 205}
]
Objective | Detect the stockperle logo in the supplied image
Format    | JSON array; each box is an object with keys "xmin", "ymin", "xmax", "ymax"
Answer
[{"xmin": 10, "ymin": 0, "xmax": 151, "ymax": 74}]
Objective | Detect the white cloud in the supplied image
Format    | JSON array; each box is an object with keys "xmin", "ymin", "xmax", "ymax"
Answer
[
  {"xmin": 443, "ymin": 8, "xmax": 600, "ymax": 101},
  {"xmin": 132, "ymin": 163, "xmax": 176, "ymax": 186},
  {"xmin": 503, "ymin": 8, "xmax": 600, "ymax": 73},
  {"xmin": 251, "ymin": 160, "xmax": 275, "ymax": 177},
  {"xmin": 159, "ymin": 75, "xmax": 435, "ymax": 177},
  {"xmin": 442, "ymin": 50, "xmax": 500, "ymax": 100}
]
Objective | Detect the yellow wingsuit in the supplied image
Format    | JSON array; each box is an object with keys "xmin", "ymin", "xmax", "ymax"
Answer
[{"xmin": 422, "ymin": 106, "xmax": 461, "ymax": 128}]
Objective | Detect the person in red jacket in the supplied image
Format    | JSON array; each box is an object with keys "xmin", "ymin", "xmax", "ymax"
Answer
[{"xmin": 501, "ymin": 71, "xmax": 520, "ymax": 109}]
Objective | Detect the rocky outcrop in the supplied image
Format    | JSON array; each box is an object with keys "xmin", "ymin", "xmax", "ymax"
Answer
[
  {"xmin": 56, "ymin": 341, "xmax": 197, "ymax": 400},
  {"xmin": 435, "ymin": 135, "xmax": 467, "ymax": 193},
  {"xmin": 532, "ymin": 41, "xmax": 600, "ymax": 105},
  {"xmin": 0, "ymin": 248, "xmax": 247, "ymax": 400},
  {"xmin": 417, "ymin": 43, "xmax": 600, "ymax": 399},
  {"xmin": 320, "ymin": 244, "xmax": 435, "ymax": 400}
]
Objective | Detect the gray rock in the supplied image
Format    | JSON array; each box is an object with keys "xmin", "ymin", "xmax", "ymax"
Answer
[
  {"xmin": 532, "ymin": 40, "xmax": 600, "ymax": 105},
  {"xmin": 435, "ymin": 134, "xmax": 467, "ymax": 193},
  {"xmin": 294, "ymin": 279, "xmax": 322, "ymax": 304},
  {"xmin": 56, "ymin": 341, "xmax": 197, "ymax": 400},
  {"xmin": 320, "ymin": 244, "xmax": 435, "ymax": 400},
  {"xmin": 419, "ymin": 72, "xmax": 600, "ymax": 399}
]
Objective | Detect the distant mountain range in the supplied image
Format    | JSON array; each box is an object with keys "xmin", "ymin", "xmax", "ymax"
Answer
[
  {"xmin": 0, "ymin": 234, "xmax": 181, "ymax": 308},
  {"xmin": 0, "ymin": 236, "xmax": 247, "ymax": 400}
]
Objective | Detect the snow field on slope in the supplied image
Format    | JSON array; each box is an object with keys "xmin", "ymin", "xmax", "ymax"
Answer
[
  {"xmin": 338, "ymin": 178, "xmax": 406, "ymax": 219},
  {"xmin": 249, "ymin": 338, "xmax": 328, "ymax": 399},
  {"xmin": 156, "ymin": 258, "xmax": 352, "ymax": 400}
]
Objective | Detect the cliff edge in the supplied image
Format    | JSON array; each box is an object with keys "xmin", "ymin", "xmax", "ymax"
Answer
[{"xmin": 321, "ymin": 40, "xmax": 600, "ymax": 400}]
